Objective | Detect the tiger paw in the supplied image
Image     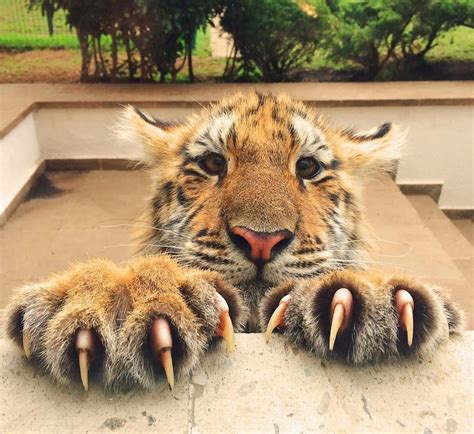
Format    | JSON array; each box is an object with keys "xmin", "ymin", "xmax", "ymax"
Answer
[
  {"xmin": 5, "ymin": 256, "xmax": 245, "ymax": 390},
  {"xmin": 261, "ymin": 270, "xmax": 464, "ymax": 363}
]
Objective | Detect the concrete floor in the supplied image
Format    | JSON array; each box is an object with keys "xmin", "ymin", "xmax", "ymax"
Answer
[
  {"xmin": 407, "ymin": 195, "xmax": 473, "ymax": 290},
  {"xmin": 1, "ymin": 333, "xmax": 472, "ymax": 433},
  {"xmin": 0, "ymin": 170, "xmax": 148, "ymax": 307},
  {"xmin": 453, "ymin": 219, "xmax": 474, "ymax": 246},
  {"xmin": 1, "ymin": 170, "xmax": 472, "ymax": 327}
]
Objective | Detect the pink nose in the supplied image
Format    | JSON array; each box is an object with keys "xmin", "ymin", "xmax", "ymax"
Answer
[{"xmin": 230, "ymin": 226, "xmax": 294, "ymax": 264}]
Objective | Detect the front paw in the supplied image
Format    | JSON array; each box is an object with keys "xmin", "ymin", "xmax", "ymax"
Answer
[
  {"xmin": 261, "ymin": 270, "xmax": 463, "ymax": 363},
  {"xmin": 5, "ymin": 256, "xmax": 245, "ymax": 390},
  {"xmin": 114, "ymin": 257, "xmax": 246, "ymax": 389}
]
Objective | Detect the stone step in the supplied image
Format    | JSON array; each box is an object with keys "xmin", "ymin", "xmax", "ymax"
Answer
[
  {"xmin": 364, "ymin": 178, "xmax": 473, "ymax": 327},
  {"xmin": 0, "ymin": 333, "xmax": 471, "ymax": 433},
  {"xmin": 406, "ymin": 195, "xmax": 473, "ymax": 289}
]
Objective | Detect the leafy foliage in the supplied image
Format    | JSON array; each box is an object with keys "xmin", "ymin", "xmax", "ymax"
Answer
[
  {"xmin": 221, "ymin": 0, "xmax": 323, "ymax": 81},
  {"xmin": 322, "ymin": 0, "xmax": 474, "ymax": 79}
]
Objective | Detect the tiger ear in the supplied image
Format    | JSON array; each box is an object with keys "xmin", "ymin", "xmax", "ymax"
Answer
[
  {"xmin": 339, "ymin": 122, "xmax": 406, "ymax": 176},
  {"xmin": 116, "ymin": 105, "xmax": 180, "ymax": 164}
]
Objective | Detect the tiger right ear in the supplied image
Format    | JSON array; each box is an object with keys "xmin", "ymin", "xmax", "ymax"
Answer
[{"xmin": 116, "ymin": 105, "xmax": 179, "ymax": 164}]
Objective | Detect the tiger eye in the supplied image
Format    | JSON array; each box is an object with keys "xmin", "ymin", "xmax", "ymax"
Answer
[
  {"xmin": 199, "ymin": 153, "xmax": 227, "ymax": 176},
  {"xmin": 296, "ymin": 157, "xmax": 322, "ymax": 179}
]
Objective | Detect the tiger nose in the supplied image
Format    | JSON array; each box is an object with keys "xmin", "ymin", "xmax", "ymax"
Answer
[{"xmin": 230, "ymin": 226, "xmax": 294, "ymax": 265}]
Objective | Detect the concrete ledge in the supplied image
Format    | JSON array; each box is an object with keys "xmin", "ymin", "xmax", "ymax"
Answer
[
  {"xmin": 0, "ymin": 334, "xmax": 472, "ymax": 433},
  {"xmin": 0, "ymin": 160, "xmax": 44, "ymax": 227},
  {"xmin": 442, "ymin": 208, "xmax": 474, "ymax": 221},
  {"xmin": 398, "ymin": 183, "xmax": 443, "ymax": 204},
  {"xmin": 45, "ymin": 158, "xmax": 144, "ymax": 171}
]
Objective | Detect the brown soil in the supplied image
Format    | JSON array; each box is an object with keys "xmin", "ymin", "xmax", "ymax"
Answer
[{"xmin": 0, "ymin": 49, "xmax": 81, "ymax": 83}]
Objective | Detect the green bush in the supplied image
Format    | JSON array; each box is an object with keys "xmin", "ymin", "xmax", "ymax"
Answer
[
  {"xmin": 322, "ymin": 0, "xmax": 474, "ymax": 79},
  {"xmin": 221, "ymin": 0, "xmax": 323, "ymax": 81}
]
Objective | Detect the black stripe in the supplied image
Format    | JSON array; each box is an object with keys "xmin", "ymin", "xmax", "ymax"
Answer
[
  {"xmin": 329, "ymin": 193, "xmax": 340, "ymax": 207},
  {"xmin": 180, "ymin": 204, "xmax": 204, "ymax": 231},
  {"xmin": 370, "ymin": 122, "xmax": 391, "ymax": 139},
  {"xmin": 176, "ymin": 186, "xmax": 190, "ymax": 207},
  {"xmin": 195, "ymin": 239, "xmax": 226, "ymax": 250},
  {"xmin": 193, "ymin": 251, "xmax": 233, "ymax": 265},
  {"xmin": 294, "ymin": 247, "xmax": 317, "ymax": 255},
  {"xmin": 313, "ymin": 176, "xmax": 335, "ymax": 185},
  {"xmin": 182, "ymin": 168, "xmax": 207, "ymax": 179},
  {"xmin": 286, "ymin": 259, "xmax": 324, "ymax": 269},
  {"xmin": 196, "ymin": 228, "xmax": 208, "ymax": 237}
]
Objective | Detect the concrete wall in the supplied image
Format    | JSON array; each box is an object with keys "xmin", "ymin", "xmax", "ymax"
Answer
[
  {"xmin": 34, "ymin": 107, "xmax": 192, "ymax": 159},
  {"xmin": 321, "ymin": 105, "xmax": 474, "ymax": 210},
  {"xmin": 0, "ymin": 114, "xmax": 41, "ymax": 216},
  {"xmin": 4, "ymin": 104, "xmax": 473, "ymax": 211}
]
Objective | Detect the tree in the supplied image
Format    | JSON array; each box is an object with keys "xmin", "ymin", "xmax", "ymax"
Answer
[{"xmin": 221, "ymin": 0, "xmax": 323, "ymax": 81}]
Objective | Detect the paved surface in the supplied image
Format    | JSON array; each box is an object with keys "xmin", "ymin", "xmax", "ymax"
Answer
[
  {"xmin": 1, "ymin": 82, "xmax": 473, "ymax": 138},
  {"xmin": 210, "ymin": 18, "xmax": 233, "ymax": 58},
  {"xmin": 0, "ymin": 333, "xmax": 472, "ymax": 433},
  {"xmin": 408, "ymin": 195, "xmax": 473, "ymax": 288}
]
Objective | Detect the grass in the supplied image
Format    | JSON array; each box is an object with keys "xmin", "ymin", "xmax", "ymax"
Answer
[
  {"xmin": 0, "ymin": 0, "xmax": 79, "ymax": 49},
  {"xmin": 427, "ymin": 26, "xmax": 474, "ymax": 62}
]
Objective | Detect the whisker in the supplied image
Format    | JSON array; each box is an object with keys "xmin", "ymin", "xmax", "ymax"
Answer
[
  {"xmin": 323, "ymin": 237, "xmax": 410, "ymax": 249},
  {"xmin": 323, "ymin": 248, "xmax": 413, "ymax": 259},
  {"xmin": 100, "ymin": 222, "xmax": 195, "ymax": 241},
  {"xmin": 103, "ymin": 243, "xmax": 187, "ymax": 251}
]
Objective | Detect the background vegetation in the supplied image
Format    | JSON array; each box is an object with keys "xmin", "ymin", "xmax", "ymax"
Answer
[{"xmin": 0, "ymin": 0, "xmax": 473, "ymax": 83}]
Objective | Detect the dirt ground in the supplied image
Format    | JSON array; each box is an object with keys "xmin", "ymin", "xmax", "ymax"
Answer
[
  {"xmin": 0, "ymin": 49, "xmax": 81, "ymax": 82},
  {"xmin": 0, "ymin": 49, "xmax": 227, "ymax": 83}
]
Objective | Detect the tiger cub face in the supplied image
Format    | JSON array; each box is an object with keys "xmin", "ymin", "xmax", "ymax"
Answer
[{"xmin": 120, "ymin": 92, "xmax": 402, "ymax": 289}]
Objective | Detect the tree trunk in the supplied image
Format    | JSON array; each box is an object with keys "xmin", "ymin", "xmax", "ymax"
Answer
[
  {"xmin": 124, "ymin": 37, "xmax": 134, "ymax": 81},
  {"xmin": 77, "ymin": 29, "xmax": 91, "ymax": 82},
  {"xmin": 111, "ymin": 30, "xmax": 118, "ymax": 82},
  {"xmin": 187, "ymin": 35, "xmax": 194, "ymax": 83}
]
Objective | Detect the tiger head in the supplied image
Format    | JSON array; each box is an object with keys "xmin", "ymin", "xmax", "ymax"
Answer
[{"xmin": 120, "ymin": 92, "xmax": 402, "ymax": 291}]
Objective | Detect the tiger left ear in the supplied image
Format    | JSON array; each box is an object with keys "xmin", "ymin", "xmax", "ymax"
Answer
[
  {"xmin": 339, "ymin": 122, "xmax": 405, "ymax": 176},
  {"xmin": 116, "ymin": 105, "xmax": 179, "ymax": 164}
]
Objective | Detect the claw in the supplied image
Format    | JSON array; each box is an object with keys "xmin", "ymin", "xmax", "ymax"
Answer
[
  {"xmin": 75, "ymin": 329, "xmax": 96, "ymax": 391},
  {"xmin": 160, "ymin": 349, "xmax": 174, "ymax": 390},
  {"xmin": 215, "ymin": 293, "xmax": 235, "ymax": 353},
  {"xmin": 151, "ymin": 317, "xmax": 174, "ymax": 389},
  {"xmin": 328, "ymin": 288, "xmax": 353, "ymax": 351},
  {"xmin": 78, "ymin": 350, "xmax": 89, "ymax": 391},
  {"xmin": 396, "ymin": 290, "xmax": 415, "ymax": 347},
  {"xmin": 266, "ymin": 294, "xmax": 291, "ymax": 342},
  {"xmin": 329, "ymin": 304, "xmax": 345, "ymax": 351},
  {"xmin": 23, "ymin": 330, "xmax": 31, "ymax": 359}
]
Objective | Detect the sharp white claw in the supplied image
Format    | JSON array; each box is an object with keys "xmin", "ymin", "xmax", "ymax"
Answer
[
  {"xmin": 78, "ymin": 349, "xmax": 89, "ymax": 391},
  {"xmin": 215, "ymin": 293, "xmax": 235, "ymax": 353},
  {"xmin": 395, "ymin": 289, "xmax": 415, "ymax": 347},
  {"xmin": 265, "ymin": 294, "xmax": 291, "ymax": 342},
  {"xmin": 402, "ymin": 303, "xmax": 414, "ymax": 347},
  {"xmin": 75, "ymin": 329, "xmax": 95, "ymax": 392},
  {"xmin": 160, "ymin": 349, "xmax": 175, "ymax": 390},
  {"xmin": 151, "ymin": 317, "xmax": 175, "ymax": 390},
  {"xmin": 329, "ymin": 303, "xmax": 345, "ymax": 351}
]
